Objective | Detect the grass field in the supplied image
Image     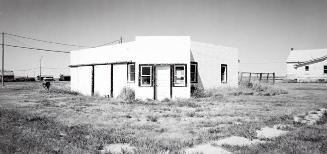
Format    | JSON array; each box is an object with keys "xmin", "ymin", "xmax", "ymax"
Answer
[{"xmin": 0, "ymin": 81, "xmax": 327, "ymax": 153}]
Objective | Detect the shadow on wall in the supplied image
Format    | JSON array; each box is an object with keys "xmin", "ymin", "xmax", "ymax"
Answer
[{"xmin": 191, "ymin": 51, "xmax": 204, "ymax": 93}]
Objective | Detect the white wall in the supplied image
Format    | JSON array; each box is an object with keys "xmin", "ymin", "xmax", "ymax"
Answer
[
  {"xmin": 287, "ymin": 60, "xmax": 327, "ymax": 81},
  {"xmin": 94, "ymin": 65, "xmax": 111, "ymax": 96},
  {"xmin": 70, "ymin": 36, "xmax": 239, "ymax": 99},
  {"xmin": 70, "ymin": 66, "xmax": 92, "ymax": 95},
  {"xmin": 191, "ymin": 41, "xmax": 239, "ymax": 88},
  {"xmin": 113, "ymin": 64, "xmax": 128, "ymax": 98}
]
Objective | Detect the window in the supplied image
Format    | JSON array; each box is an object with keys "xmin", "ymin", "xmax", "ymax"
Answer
[
  {"xmin": 305, "ymin": 66, "xmax": 309, "ymax": 71},
  {"xmin": 127, "ymin": 63, "xmax": 135, "ymax": 82},
  {"xmin": 191, "ymin": 62, "xmax": 198, "ymax": 83},
  {"xmin": 324, "ymin": 65, "xmax": 327, "ymax": 74},
  {"xmin": 221, "ymin": 64, "xmax": 227, "ymax": 83},
  {"xmin": 140, "ymin": 65, "xmax": 152, "ymax": 86},
  {"xmin": 174, "ymin": 65, "xmax": 186, "ymax": 87}
]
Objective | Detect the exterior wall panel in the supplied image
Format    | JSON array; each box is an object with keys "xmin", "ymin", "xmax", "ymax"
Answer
[
  {"xmin": 191, "ymin": 41, "xmax": 239, "ymax": 88},
  {"xmin": 70, "ymin": 66, "xmax": 92, "ymax": 95},
  {"xmin": 113, "ymin": 64, "xmax": 128, "ymax": 98},
  {"xmin": 94, "ymin": 65, "xmax": 111, "ymax": 96}
]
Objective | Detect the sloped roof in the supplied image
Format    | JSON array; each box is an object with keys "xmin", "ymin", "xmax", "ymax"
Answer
[{"xmin": 287, "ymin": 48, "xmax": 327, "ymax": 62}]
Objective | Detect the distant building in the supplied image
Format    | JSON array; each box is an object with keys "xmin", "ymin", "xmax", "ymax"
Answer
[
  {"xmin": 286, "ymin": 48, "xmax": 327, "ymax": 82},
  {"xmin": 70, "ymin": 36, "xmax": 239, "ymax": 100},
  {"xmin": 37, "ymin": 75, "xmax": 54, "ymax": 81},
  {"xmin": 59, "ymin": 74, "xmax": 71, "ymax": 81},
  {"xmin": 0, "ymin": 70, "xmax": 15, "ymax": 82}
]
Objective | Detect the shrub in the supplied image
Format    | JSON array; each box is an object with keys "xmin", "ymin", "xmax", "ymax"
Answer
[
  {"xmin": 118, "ymin": 87, "xmax": 135, "ymax": 102},
  {"xmin": 191, "ymin": 85, "xmax": 209, "ymax": 98},
  {"xmin": 238, "ymin": 82, "xmax": 288, "ymax": 96},
  {"xmin": 146, "ymin": 114, "xmax": 159, "ymax": 122}
]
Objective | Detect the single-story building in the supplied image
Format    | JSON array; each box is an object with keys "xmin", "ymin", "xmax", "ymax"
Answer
[
  {"xmin": 0, "ymin": 70, "xmax": 15, "ymax": 82},
  {"xmin": 286, "ymin": 48, "xmax": 327, "ymax": 82},
  {"xmin": 70, "ymin": 36, "xmax": 239, "ymax": 100}
]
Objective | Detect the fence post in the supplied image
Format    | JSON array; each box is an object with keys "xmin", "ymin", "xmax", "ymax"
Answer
[
  {"xmin": 259, "ymin": 73, "xmax": 262, "ymax": 82},
  {"xmin": 239, "ymin": 72, "xmax": 243, "ymax": 85},
  {"xmin": 266, "ymin": 73, "xmax": 269, "ymax": 83},
  {"xmin": 249, "ymin": 73, "xmax": 252, "ymax": 83},
  {"xmin": 273, "ymin": 73, "xmax": 275, "ymax": 84}
]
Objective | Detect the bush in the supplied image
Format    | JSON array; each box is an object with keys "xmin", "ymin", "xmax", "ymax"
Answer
[
  {"xmin": 238, "ymin": 82, "xmax": 288, "ymax": 96},
  {"xmin": 118, "ymin": 87, "xmax": 135, "ymax": 102},
  {"xmin": 191, "ymin": 85, "xmax": 210, "ymax": 98}
]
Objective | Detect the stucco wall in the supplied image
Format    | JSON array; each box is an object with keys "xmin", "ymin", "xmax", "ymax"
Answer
[
  {"xmin": 134, "ymin": 36, "xmax": 191, "ymax": 99},
  {"xmin": 70, "ymin": 66, "xmax": 92, "ymax": 95},
  {"xmin": 287, "ymin": 60, "xmax": 327, "ymax": 82},
  {"xmin": 94, "ymin": 65, "xmax": 111, "ymax": 96},
  {"xmin": 191, "ymin": 41, "xmax": 239, "ymax": 89},
  {"xmin": 70, "ymin": 36, "xmax": 191, "ymax": 99},
  {"xmin": 70, "ymin": 36, "xmax": 238, "ymax": 99}
]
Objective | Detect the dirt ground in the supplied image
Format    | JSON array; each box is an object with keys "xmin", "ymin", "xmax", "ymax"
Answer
[{"xmin": 1, "ymin": 81, "xmax": 327, "ymax": 153}]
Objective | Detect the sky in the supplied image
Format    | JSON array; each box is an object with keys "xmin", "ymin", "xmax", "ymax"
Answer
[{"xmin": 0, "ymin": 0, "xmax": 326, "ymax": 77}]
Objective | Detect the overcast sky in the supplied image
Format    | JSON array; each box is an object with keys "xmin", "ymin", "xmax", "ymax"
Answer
[{"xmin": 0, "ymin": 0, "xmax": 326, "ymax": 77}]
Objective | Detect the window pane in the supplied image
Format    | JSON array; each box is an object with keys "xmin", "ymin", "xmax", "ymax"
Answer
[
  {"xmin": 191, "ymin": 72, "xmax": 195, "ymax": 82},
  {"xmin": 221, "ymin": 64, "xmax": 227, "ymax": 83},
  {"xmin": 175, "ymin": 66, "xmax": 184, "ymax": 76},
  {"xmin": 305, "ymin": 66, "xmax": 309, "ymax": 71},
  {"xmin": 129, "ymin": 72, "xmax": 135, "ymax": 81},
  {"xmin": 141, "ymin": 76, "xmax": 151, "ymax": 86},
  {"xmin": 191, "ymin": 64, "xmax": 196, "ymax": 73},
  {"xmin": 174, "ymin": 76, "xmax": 185, "ymax": 85},
  {"xmin": 174, "ymin": 65, "xmax": 185, "ymax": 86},
  {"xmin": 142, "ymin": 66, "xmax": 151, "ymax": 75},
  {"xmin": 129, "ymin": 64, "xmax": 135, "ymax": 73}
]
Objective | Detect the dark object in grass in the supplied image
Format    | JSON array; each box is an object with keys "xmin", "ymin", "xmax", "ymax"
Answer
[{"xmin": 42, "ymin": 81, "xmax": 51, "ymax": 91}]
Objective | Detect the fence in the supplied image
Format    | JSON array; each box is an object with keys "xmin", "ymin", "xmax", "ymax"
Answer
[{"xmin": 238, "ymin": 72, "xmax": 276, "ymax": 85}]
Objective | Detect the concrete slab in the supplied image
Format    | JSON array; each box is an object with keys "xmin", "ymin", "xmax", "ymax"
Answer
[
  {"xmin": 100, "ymin": 143, "xmax": 136, "ymax": 154},
  {"xmin": 256, "ymin": 127, "xmax": 288, "ymax": 139},
  {"xmin": 213, "ymin": 136, "xmax": 264, "ymax": 146},
  {"xmin": 184, "ymin": 143, "xmax": 231, "ymax": 154}
]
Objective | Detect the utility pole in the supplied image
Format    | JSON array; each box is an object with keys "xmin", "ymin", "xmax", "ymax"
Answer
[
  {"xmin": 39, "ymin": 57, "xmax": 42, "ymax": 81},
  {"xmin": 2, "ymin": 32, "xmax": 4, "ymax": 86}
]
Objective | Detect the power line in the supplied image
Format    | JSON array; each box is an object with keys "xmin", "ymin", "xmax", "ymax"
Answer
[
  {"xmin": 0, "ymin": 43, "xmax": 70, "ymax": 53},
  {"xmin": 93, "ymin": 40, "xmax": 121, "ymax": 48},
  {"xmin": 4, "ymin": 32, "xmax": 90, "ymax": 48}
]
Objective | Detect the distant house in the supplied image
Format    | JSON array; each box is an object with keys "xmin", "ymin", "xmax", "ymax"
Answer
[
  {"xmin": 70, "ymin": 36, "xmax": 239, "ymax": 100},
  {"xmin": 286, "ymin": 48, "xmax": 327, "ymax": 82},
  {"xmin": 0, "ymin": 70, "xmax": 15, "ymax": 82},
  {"xmin": 37, "ymin": 75, "xmax": 55, "ymax": 81}
]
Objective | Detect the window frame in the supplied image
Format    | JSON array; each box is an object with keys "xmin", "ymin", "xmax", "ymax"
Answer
[
  {"xmin": 324, "ymin": 65, "xmax": 327, "ymax": 74},
  {"xmin": 305, "ymin": 65, "xmax": 309, "ymax": 71},
  {"xmin": 127, "ymin": 63, "xmax": 135, "ymax": 82},
  {"xmin": 221, "ymin": 64, "xmax": 227, "ymax": 83},
  {"xmin": 190, "ymin": 62, "xmax": 198, "ymax": 83},
  {"xmin": 173, "ymin": 64, "xmax": 187, "ymax": 87},
  {"xmin": 139, "ymin": 64, "xmax": 153, "ymax": 87}
]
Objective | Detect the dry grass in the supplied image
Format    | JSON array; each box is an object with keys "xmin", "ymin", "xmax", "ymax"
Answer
[{"xmin": 0, "ymin": 82, "xmax": 327, "ymax": 153}]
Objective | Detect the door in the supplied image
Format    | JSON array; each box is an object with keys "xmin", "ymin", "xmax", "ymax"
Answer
[
  {"xmin": 155, "ymin": 66, "xmax": 171, "ymax": 100},
  {"xmin": 112, "ymin": 64, "xmax": 127, "ymax": 98}
]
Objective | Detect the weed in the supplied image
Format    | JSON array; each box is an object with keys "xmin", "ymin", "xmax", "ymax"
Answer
[
  {"xmin": 117, "ymin": 87, "xmax": 135, "ymax": 102},
  {"xmin": 146, "ymin": 114, "xmax": 159, "ymax": 122}
]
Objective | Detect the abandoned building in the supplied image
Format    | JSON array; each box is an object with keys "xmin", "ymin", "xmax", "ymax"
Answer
[
  {"xmin": 286, "ymin": 48, "xmax": 327, "ymax": 82},
  {"xmin": 70, "ymin": 36, "xmax": 239, "ymax": 100},
  {"xmin": 0, "ymin": 70, "xmax": 15, "ymax": 82}
]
